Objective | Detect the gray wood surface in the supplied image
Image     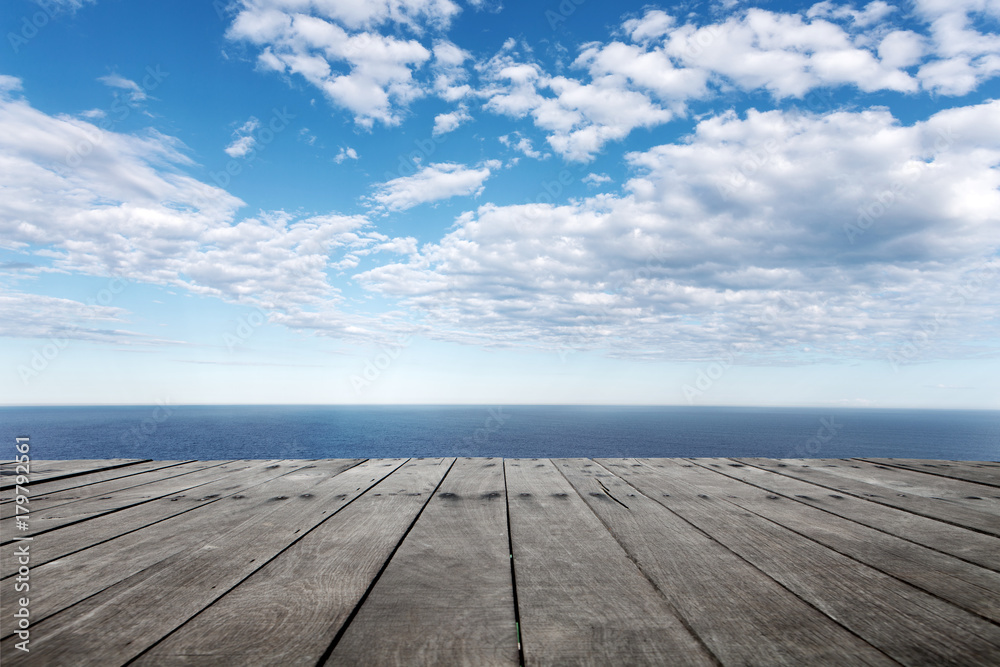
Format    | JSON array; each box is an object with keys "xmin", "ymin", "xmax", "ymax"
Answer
[
  {"xmin": 3, "ymin": 457, "xmax": 997, "ymax": 666},
  {"xmin": 0, "ymin": 460, "xmax": 228, "ymax": 521},
  {"xmin": 859, "ymin": 458, "xmax": 1000, "ymax": 488},
  {"xmin": 681, "ymin": 458, "xmax": 1000, "ymax": 624},
  {"xmin": 0, "ymin": 460, "xmax": 239, "ymax": 539},
  {"xmin": 0, "ymin": 459, "xmax": 315, "ymax": 579},
  {"xmin": 716, "ymin": 457, "xmax": 1000, "ymax": 572},
  {"xmin": 504, "ymin": 459, "xmax": 715, "ymax": 667},
  {"xmin": 0, "ymin": 460, "xmax": 194, "ymax": 504},
  {"xmin": 739, "ymin": 458, "xmax": 1000, "ymax": 537},
  {"xmin": 610, "ymin": 458, "xmax": 1000, "ymax": 666},
  {"xmin": 0, "ymin": 459, "xmax": 367, "ymax": 642},
  {"xmin": 787, "ymin": 458, "xmax": 1000, "ymax": 513},
  {"xmin": 325, "ymin": 458, "xmax": 518, "ymax": 667},
  {"xmin": 561, "ymin": 458, "xmax": 895, "ymax": 666},
  {"xmin": 133, "ymin": 458, "xmax": 451, "ymax": 667},
  {"xmin": 0, "ymin": 459, "xmax": 149, "ymax": 490}
]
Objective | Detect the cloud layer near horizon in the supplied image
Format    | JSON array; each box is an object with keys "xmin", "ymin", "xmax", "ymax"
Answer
[{"xmin": 2, "ymin": 1, "xmax": 999, "ymax": 366}]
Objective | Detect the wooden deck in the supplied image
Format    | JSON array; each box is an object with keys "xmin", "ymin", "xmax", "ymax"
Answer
[{"xmin": 2, "ymin": 457, "xmax": 999, "ymax": 666}]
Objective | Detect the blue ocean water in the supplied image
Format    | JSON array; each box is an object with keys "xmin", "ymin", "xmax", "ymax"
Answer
[{"xmin": 1, "ymin": 405, "xmax": 997, "ymax": 461}]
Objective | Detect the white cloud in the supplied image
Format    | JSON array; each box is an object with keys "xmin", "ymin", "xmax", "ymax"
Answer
[
  {"xmin": 878, "ymin": 30, "xmax": 927, "ymax": 69},
  {"xmin": 0, "ymin": 84, "xmax": 394, "ymax": 343},
  {"xmin": 432, "ymin": 104, "xmax": 471, "ymax": 135},
  {"xmin": 913, "ymin": 0, "xmax": 1000, "ymax": 94},
  {"xmin": 98, "ymin": 73, "xmax": 149, "ymax": 104},
  {"xmin": 498, "ymin": 132, "xmax": 545, "ymax": 159},
  {"xmin": 333, "ymin": 146, "xmax": 359, "ymax": 163},
  {"xmin": 480, "ymin": 48, "xmax": 672, "ymax": 162},
  {"xmin": 225, "ymin": 0, "xmax": 465, "ymax": 127},
  {"xmin": 807, "ymin": 1, "xmax": 896, "ymax": 27},
  {"xmin": 0, "ymin": 75, "xmax": 23, "ymax": 94},
  {"xmin": 583, "ymin": 172, "xmax": 612, "ymax": 186},
  {"xmin": 356, "ymin": 102, "xmax": 1000, "ymax": 360},
  {"xmin": 224, "ymin": 117, "xmax": 261, "ymax": 157},
  {"xmin": 369, "ymin": 160, "xmax": 499, "ymax": 211}
]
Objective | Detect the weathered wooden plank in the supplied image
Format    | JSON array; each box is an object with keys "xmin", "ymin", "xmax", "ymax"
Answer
[
  {"xmin": 788, "ymin": 458, "xmax": 1000, "ymax": 513},
  {"xmin": 0, "ymin": 460, "xmax": 241, "ymax": 541},
  {"xmin": 0, "ymin": 459, "xmax": 405, "ymax": 665},
  {"xmin": 607, "ymin": 459, "xmax": 1000, "ymax": 666},
  {"xmin": 0, "ymin": 459, "xmax": 324, "ymax": 579},
  {"xmin": 860, "ymin": 458, "xmax": 1000, "ymax": 489},
  {"xmin": 679, "ymin": 458, "xmax": 1000, "ymax": 624},
  {"xmin": 738, "ymin": 458, "xmax": 1000, "ymax": 537},
  {"xmin": 504, "ymin": 459, "xmax": 715, "ymax": 667},
  {"xmin": 0, "ymin": 459, "xmax": 149, "ymax": 490},
  {"xmin": 0, "ymin": 460, "xmax": 230, "ymax": 521},
  {"xmin": 710, "ymin": 458, "xmax": 1000, "ymax": 572},
  {"xmin": 132, "ymin": 458, "xmax": 453, "ymax": 667},
  {"xmin": 324, "ymin": 457, "xmax": 518, "ymax": 667},
  {"xmin": 559, "ymin": 459, "xmax": 895, "ymax": 666},
  {"xmin": 0, "ymin": 460, "xmax": 195, "ymax": 504},
  {"xmin": 0, "ymin": 459, "xmax": 371, "ymax": 642}
]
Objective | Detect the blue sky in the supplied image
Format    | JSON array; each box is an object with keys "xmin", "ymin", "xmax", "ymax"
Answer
[{"xmin": 1, "ymin": 0, "xmax": 998, "ymax": 407}]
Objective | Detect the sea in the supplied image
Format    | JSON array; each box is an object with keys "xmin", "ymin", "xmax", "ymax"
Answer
[{"xmin": 1, "ymin": 405, "xmax": 997, "ymax": 461}]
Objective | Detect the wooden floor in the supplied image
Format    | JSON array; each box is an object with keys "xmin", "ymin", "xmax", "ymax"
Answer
[{"xmin": 2, "ymin": 457, "xmax": 999, "ymax": 666}]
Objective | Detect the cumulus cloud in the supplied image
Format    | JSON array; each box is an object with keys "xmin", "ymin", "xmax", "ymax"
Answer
[
  {"xmin": 499, "ymin": 131, "xmax": 545, "ymax": 159},
  {"xmin": 224, "ymin": 117, "xmax": 260, "ymax": 157},
  {"xmin": 333, "ymin": 145, "xmax": 359, "ymax": 162},
  {"xmin": 0, "ymin": 82, "xmax": 395, "ymax": 342},
  {"xmin": 225, "ymin": 0, "xmax": 463, "ymax": 127},
  {"xmin": 913, "ymin": 0, "xmax": 1000, "ymax": 94},
  {"xmin": 369, "ymin": 160, "xmax": 500, "ymax": 211},
  {"xmin": 475, "ymin": 6, "xmax": 939, "ymax": 161},
  {"xmin": 432, "ymin": 104, "xmax": 471, "ymax": 135},
  {"xmin": 356, "ymin": 101, "xmax": 1000, "ymax": 360},
  {"xmin": 583, "ymin": 172, "xmax": 612, "ymax": 186},
  {"xmin": 480, "ymin": 46, "xmax": 672, "ymax": 161}
]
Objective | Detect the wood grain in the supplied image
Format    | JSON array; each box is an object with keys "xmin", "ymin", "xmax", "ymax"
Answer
[
  {"xmin": 681, "ymin": 458, "xmax": 1000, "ymax": 624},
  {"xmin": 607, "ymin": 458, "xmax": 1000, "ymax": 667},
  {"xmin": 325, "ymin": 457, "xmax": 518, "ymax": 667},
  {"xmin": 0, "ymin": 460, "xmax": 194, "ymax": 504},
  {"xmin": 560, "ymin": 458, "xmax": 895, "ymax": 666},
  {"xmin": 0, "ymin": 459, "xmax": 368, "ymax": 642},
  {"xmin": 0, "ymin": 459, "xmax": 149, "ymax": 490},
  {"xmin": 859, "ymin": 458, "xmax": 1000, "ymax": 488},
  {"xmin": 132, "ymin": 458, "xmax": 452, "ymax": 667},
  {"xmin": 0, "ymin": 460, "xmax": 240, "ymax": 539},
  {"xmin": 505, "ymin": 459, "xmax": 715, "ymax": 667},
  {"xmin": 784, "ymin": 458, "xmax": 1000, "ymax": 513},
  {"xmin": 0, "ymin": 459, "xmax": 320, "ymax": 580},
  {"xmin": 738, "ymin": 458, "xmax": 1000, "ymax": 537}
]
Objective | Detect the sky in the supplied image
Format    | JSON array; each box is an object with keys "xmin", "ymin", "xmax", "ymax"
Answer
[{"xmin": 1, "ymin": 0, "xmax": 998, "ymax": 408}]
